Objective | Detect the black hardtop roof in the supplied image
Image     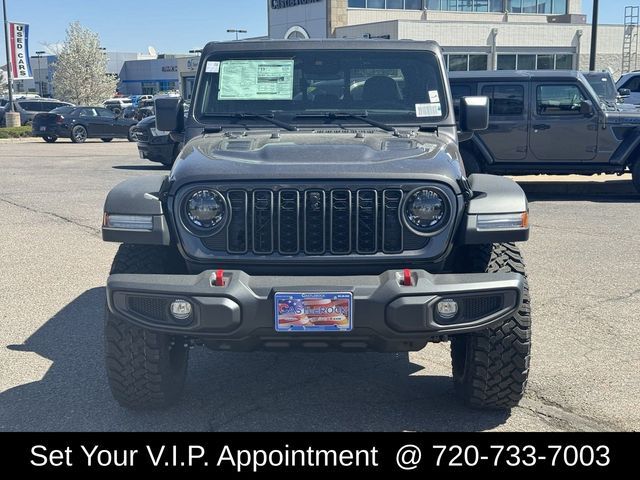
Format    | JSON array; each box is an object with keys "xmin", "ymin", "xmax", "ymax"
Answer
[
  {"xmin": 201, "ymin": 39, "xmax": 442, "ymax": 56},
  {"xmin": 449, "ymin": 70, "xmax": 585, "ymax": 82}
]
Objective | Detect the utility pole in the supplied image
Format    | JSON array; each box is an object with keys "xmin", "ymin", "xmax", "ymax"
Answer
[
  {"xmin": 589, "ymin": 0, "xmax": 599, "ymax": 71},
  {"xmin": 2, "ymin": 0, "xmax": 14, "ymax": 111}
]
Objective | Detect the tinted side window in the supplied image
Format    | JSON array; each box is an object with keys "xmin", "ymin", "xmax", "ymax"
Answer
[
  {"xmin": 622, "ymin": 76, "xmax": 640, "ymax": 92},
  {"xmin": 451, "ymin": 84, "xmax": 472, "ymax": 101},
  {"xmin": 537, "ymin": 85, "xmax": 586, "ymax": 115},
  {"xmin": 96, "ymin": 108, "xmax": 116, "ymax": 118},
  {"xmin": 79, "ymin": 108, "xmax": 98, "ymax": 117},
  {"xmin": 482, "ymin": 85, "xmax": 524, "ymax": 115},
  {"xmin": 18, "ymin": 102, "xmax": 39, "ymax": 111},
  {"xmin": 40, "ymin": 102, "xmax": 63, "ymax": 111}
]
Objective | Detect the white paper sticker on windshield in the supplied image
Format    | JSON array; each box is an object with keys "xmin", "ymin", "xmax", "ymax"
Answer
[
  {"xmin": 429, "ymin": 90, "xmax": 440, "ymax": 103},
  {"xmin": 415, "ymin": 103, "xmax": 442, "ymax": 118},
  {"xmin": 205, "ymin": 61, "xmax": 220, "ymax": 73},
  {"xmin": 218, "ymin": 59, "xmax": 294, "ymax": 101}
]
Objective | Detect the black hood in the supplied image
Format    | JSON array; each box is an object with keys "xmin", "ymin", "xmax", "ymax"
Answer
[{"xmin": 169, "ymin": 130, "xmax": 464, "ymax": 193}]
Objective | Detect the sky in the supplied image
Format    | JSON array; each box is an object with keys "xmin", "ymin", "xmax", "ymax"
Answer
[
  {"xmin": 1, "ymin": 0, "xmax": 638, "ymax": 65},
  {"xmin": 1, "ymin": 0, "xmax": 269, "ymax": 64}
]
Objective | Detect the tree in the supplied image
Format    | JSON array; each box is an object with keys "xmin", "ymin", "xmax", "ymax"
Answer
[
  {"xmin": 52, "ymin": 22, "xmax": 117, "ymax": 105},
  {"xmin": 0, "ymin": 67, "xmax": 8, "ymax": 97}
]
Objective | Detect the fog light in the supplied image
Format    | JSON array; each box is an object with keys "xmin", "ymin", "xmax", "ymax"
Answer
[
  {"xmin": 437, "ymin": 299, "xmax": 458, "ymax": 319},
  {"xmin": 170, "ymin": 299, "xmax": 192, "ymax": 320}
]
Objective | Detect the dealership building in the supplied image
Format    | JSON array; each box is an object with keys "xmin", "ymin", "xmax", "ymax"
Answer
[{"xmin": 268, "ymin": 0, "xmax": 634, "ymax": 77}]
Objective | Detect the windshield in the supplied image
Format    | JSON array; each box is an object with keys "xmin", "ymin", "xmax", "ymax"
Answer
[
  {"xmin": 194, "ymin": 49, "xmax": 447, "ymax": 128},
  {"xmin": 584, "ymin": 73, "xmax": 618, "ymax": 103}
]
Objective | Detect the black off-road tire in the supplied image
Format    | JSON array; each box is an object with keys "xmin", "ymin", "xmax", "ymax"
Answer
[
  {"xmin": 105, "ymin": 244, "xmax": 189, "ymax": 409},
  {"xmin": 632, "ymin": 161, "xmax": 640, "ymax": 194},
  {"xmin": 43, "ymin": 135, "xmax": 58, "ymax": 143},
  {"xmin": 127, "ymin": 126, "xmax": 136, "ymax": 142},
  {"xmin": 460, "ymin": 149, "xmax": 483, "ymax": 176},
  {"xmin": 451, "ymin": 243, "xmax": 531, "ymax": 409}
]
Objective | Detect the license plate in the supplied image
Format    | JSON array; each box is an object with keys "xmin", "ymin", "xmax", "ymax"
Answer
[
  {"xmin": 40, "ymin": 127, "xmax": 46, "ymax": 131},
  {"xmin": 275, "ymin": 292, "xmax": 353, "ymax": 332}
]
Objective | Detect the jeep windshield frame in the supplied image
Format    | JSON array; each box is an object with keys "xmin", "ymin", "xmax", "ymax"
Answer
[{"xmin": 193, "ymin": 48, "xmax": 448, "ymax": 130}]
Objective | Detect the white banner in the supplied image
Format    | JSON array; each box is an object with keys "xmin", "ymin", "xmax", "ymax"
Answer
[{"xmin": 9, "ymin": 22, "xmax": 33, "ymax": 80}]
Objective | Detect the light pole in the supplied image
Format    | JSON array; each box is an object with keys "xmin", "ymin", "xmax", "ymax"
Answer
[
  {"xmin": 227, "ymin": 29, "xmax": 247, "ymax": 41},
  {"xmin": 35, "ymin": 50, "xmax": 45, "ymax": 96},
  {"xmin": 2, "ymin": 0, "xmax": 15, "ymax": 112},
  {"xmin": 589, "ymin": 0, "xmax": 599, "ymax": 71}
]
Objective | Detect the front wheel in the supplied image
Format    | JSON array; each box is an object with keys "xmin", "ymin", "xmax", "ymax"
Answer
[
  {"xmin": 127, "ymin": 126, "xmax": 136, "ymax": 142},
  {"xmin": 43, "ymin": 135, "xmax": 58, "ymax": 143},
  {"xmin": 70, "ymin": 125, "xmax": 87, "ymax": 143},
  {"xmin": 105, "ymin": 245, "xmax": 189, "ymax": 409},
  {"xmin": 632, "ymin": 161, "xmax": 640, "ymax": 193},
  {"xmin": 451, "ymin": 243, "xmax": 531, "ymax": 409}
]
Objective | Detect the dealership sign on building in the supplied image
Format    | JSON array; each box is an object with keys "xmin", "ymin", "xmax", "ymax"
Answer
[
  {"xmin": 8, "ymin": 22, "xmax": 33, "ymax": 79},
  {"xmin": 271, "ymin": 0, "xmax": 322, "ymax": 9}
]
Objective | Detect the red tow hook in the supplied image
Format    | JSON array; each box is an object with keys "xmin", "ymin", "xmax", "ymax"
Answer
[
  {"xmin": 210, "ymin": 269, "xmax": 225, "ymax": 287},
  {"xmin": 402, "ymin": 269, "xmax": 413, "ymax": 287}
]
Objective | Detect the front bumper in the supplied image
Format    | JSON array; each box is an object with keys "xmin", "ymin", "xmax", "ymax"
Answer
[
  {"xmin": 107, "ymin": 269, "xmax": 525, "ymax": 352},
  {"xmin": 31, "ymin": 125, "xmax": 70, "ymax": 137}
]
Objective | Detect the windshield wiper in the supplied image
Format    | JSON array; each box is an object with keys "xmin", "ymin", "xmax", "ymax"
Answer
[
  {"xmin": 204, "ymin": 112, "xmax": 298, "ymax": 131},
  {"xmin": 294, "ymin": 111, "xmax": 396, "ymax": 132}
]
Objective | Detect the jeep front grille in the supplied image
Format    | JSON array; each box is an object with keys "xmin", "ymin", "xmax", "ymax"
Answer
[{"xmin": 199, "ymin": 186, "xmax": 430, "ymax": 256}]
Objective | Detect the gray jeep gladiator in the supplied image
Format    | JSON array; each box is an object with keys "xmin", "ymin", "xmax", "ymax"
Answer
[
  {"xmin": 450, "ymin": 70, "xmax": 640, "ymax": 192},
  {"xmin": 102, "ymin": 40, "xmax": 531, "ymax": 410}
]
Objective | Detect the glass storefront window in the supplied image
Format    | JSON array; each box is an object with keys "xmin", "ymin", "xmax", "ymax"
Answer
[
  {"xmin": 448, "ymin": 54, "xmax": 469, "ymax": 71},
  {"xmin": 536, "ymin": 54, "xmax": 554, "ymax": 69},
  {"xmin": 497, "ymin": 54, "xmax": 517, "ymax": 70},
  {"xmin": 469, "ymin": 54, "xmax": 488, "ymax": 70},
  {"xmin": 349, "ymin": 0, "xmax": 566, "ymax": 14},
  {"xmin": 555, "ymin": 54, "xmax": 573, "ymax": 69},
  {"xmin": 497, "ymin": 53, "xmax": 574, "ymax": 70},
  {"xmin": 517, "ymin": 54, "xmax": 536, "ymax": 69}
]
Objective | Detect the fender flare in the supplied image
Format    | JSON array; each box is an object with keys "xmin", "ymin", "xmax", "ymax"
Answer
[
  {"xmin": 461, "ymin": 174, "xmax": 529, "ymax": 245},
  {"xmin": 102, "ymin": 175, "xmax": 171, "ymax": 245}
]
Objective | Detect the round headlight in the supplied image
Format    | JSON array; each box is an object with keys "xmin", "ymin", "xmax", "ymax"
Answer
[
  {"xmin": 185, "ymin": 189, "xmax": 226, "ymax": 230},
  {"xmin": 405, "ymin": 188, "xmax": 447, "ymax": 232}
]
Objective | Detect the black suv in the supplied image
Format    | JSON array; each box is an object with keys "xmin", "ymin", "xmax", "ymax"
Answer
[
  {"xmin": 450, "ymin": 70, "xmax": 640, "ymax": 192},
  {"xmin": 101, "ymin": 40, "xmax": 531, "ymax": 410}
]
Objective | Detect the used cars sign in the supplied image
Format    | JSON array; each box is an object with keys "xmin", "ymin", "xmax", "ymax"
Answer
[{"xmin": 9, "ymin": 22, "xmax": 33, "ymax": 80}]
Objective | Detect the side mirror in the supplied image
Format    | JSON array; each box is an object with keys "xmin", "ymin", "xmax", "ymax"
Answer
[
  {"xmin": 459, "ymin": 96, "xmax": 489, "ymax": 132},
  {"xmin": 618, "ymin": 88, "xmax": 631, "ymax": 98},
  {"xmin": 580, "ymin": 100, "xmax": 594, "ymax": 116},
  {"xmin": 155, "ymin": 96, "xmax": 184, "ymax": 132}
]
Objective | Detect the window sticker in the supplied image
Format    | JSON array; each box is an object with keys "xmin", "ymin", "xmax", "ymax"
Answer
[
  {"xmin": 218, "ymin": 59, "xmax": 294, "ymax": 101},
  {"xmin": 429, "ymin": 90, "xmax": 440, "ymax": 103},
  {"xmin": 415, "ymin": 103, "xmax": 442, "ymax": 118},
  {"xmin": 205, "ymin": 61, "xmax": 220, "ymax": 73}
]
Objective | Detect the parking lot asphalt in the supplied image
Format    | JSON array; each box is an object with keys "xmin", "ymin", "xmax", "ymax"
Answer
[{"xmin": 0, "ymin": 138, "xmax": 638, "ymax": 432}]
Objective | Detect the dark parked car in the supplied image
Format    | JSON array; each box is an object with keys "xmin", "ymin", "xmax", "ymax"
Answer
[
  {"xmin": 131, "ymin": 115, "xmax": 181, "ymax": 166},
  {"xmin": 102, "ymin": 39, "xmax": 532, "ymax": 410},
  {"xmin": 1, "ymin": 98, "xmax": 72, "ymax": 126},
  {"xmin": 450, "ymin": 70, "xmax": 640, "ymax": 192},
  {"xmin": 32, "ymin": 106, "xmax": 138, "ymax": 143}
]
